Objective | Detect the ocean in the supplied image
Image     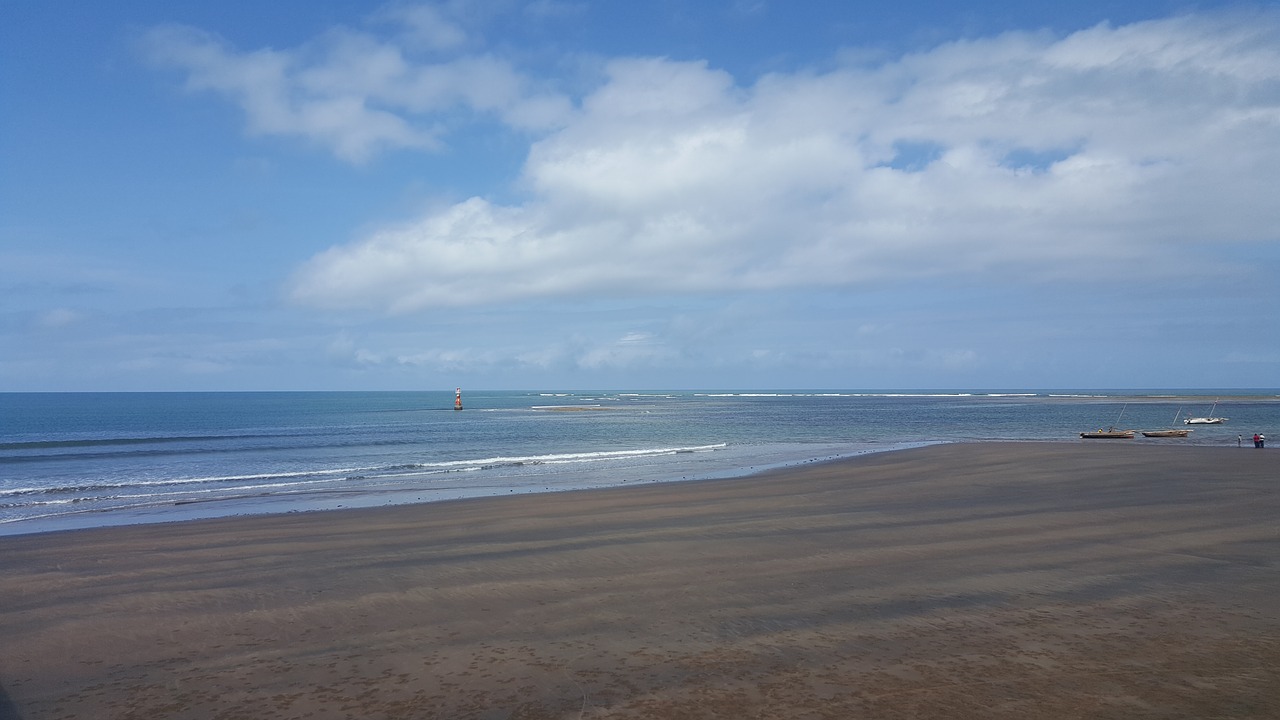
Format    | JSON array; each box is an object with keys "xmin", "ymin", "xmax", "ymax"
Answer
[{"xmin": 2, "ymin": 390, "xmax": 1276, "ymax": 535}]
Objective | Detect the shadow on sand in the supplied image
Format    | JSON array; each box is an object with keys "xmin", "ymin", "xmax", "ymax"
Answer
[{"xmin": 0, "ymin": 684, "xmax": 22, "ymax": 720}]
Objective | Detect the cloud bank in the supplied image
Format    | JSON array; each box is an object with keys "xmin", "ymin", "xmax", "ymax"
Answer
[{"xmin": 147, "ymin": 10, "xmax": 1280, "ymax": 313}]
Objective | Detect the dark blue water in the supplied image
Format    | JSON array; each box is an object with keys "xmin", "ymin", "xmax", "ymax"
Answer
[{"xmin": 2, "ymin": 390, "xmax": 1276, "ymax": 534}]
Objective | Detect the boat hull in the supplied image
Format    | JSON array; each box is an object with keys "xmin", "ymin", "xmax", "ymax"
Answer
[
  {"xmin": 1184, "ymin": 401, "xmax": 1225, "ymax": 424},
  {"xmin": 1081, "ymin": 431, "xmax": 1135, "ymax": 439},
  {"xmin": 1141, "ymin": 429, "xmax": 1191, "ymax": 438}
]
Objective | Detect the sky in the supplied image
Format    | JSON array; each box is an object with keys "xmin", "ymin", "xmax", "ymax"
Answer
[{"xmin": 2, "ymin": 0, "xmax": 1278, "ymax": 392}]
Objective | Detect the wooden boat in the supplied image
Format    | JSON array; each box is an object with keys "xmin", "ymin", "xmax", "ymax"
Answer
[
  {"xmin": 1142, "ymin": 409, "xmax": 1192, "ymax": 437},
  {"xmin": 1141, "ymin": 428, "xmax": 1191, "ymax": 438},
  {"xmin": 1081, "ymin": 403, "xmax": 1134, "ymax": 438},
  {"xmin": 1184, "ymin": 400, "xmax": 1226, "ymax": 424},
  {"xmin": 1081, "ymin": 429, "xmax": 1135, "ymax": 439}
]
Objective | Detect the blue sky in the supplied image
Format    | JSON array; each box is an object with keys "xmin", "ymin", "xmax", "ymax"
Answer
[{"xmin": 2, "ymin": 0, "xmax": 1278, "ymax": 391}]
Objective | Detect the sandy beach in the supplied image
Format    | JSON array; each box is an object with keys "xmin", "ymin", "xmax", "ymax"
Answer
[{"xmin": 2, "ymin": 442, "xmax": 1277, "ymax": 719}]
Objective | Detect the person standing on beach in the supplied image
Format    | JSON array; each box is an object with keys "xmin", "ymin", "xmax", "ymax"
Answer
[
  {"xmin": 1253, "ymin": 434, "xmax": 1261, "ymax": 448},
  {"xmin": 1262, "ymin": 434, "xmax": 1266, "ymax": 448},
  {"xmin": 1239, "ymin": 434, "xmax": 1243, "ymax": 447}
]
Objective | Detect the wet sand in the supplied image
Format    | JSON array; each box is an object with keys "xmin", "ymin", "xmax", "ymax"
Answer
[{"xmin": 2, "ymin": 442, "xmax": 1278, "ymax": 719}]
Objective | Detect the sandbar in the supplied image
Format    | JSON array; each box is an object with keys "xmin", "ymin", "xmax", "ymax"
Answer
[{"xmin": 1, "ymin": 442, "xmax": 1277, "ymax": 719}]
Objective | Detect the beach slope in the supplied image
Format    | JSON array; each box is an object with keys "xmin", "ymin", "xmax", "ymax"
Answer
[{"xmin": 2, "ymin": 442, "xmax": 1278, "ymax": 719}]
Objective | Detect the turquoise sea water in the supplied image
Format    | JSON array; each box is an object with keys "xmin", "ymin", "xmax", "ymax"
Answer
[{"xmin": 2, "ymin": 390, "xmax": 1277, "ymax": 535}]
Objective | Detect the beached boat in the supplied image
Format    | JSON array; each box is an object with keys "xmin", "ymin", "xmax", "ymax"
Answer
[
  {"xmin": 1141, "ymin": 429, "xmax": 1191, "ymax": 438},
  {"xmin": 1081, "ymin": 429, "xmax": 1136, "ymax": 439},
  {"xmin": 1081, "ymin": 403, "xmax": 1134, "ymax": 438},
  {"xmin": 1142, "ymin": 409, "xmax": 1193, "ymax": 437},
  {"xmin": 1183, "ymin": 400, "xmax": 1226, "ymax": 424}
]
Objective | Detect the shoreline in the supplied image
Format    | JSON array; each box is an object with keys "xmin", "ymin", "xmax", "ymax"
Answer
[
  {"xmin": 6, "ymin": 390, "xmax": 1276, "ymax": 540},
  {"xmin": 3, "ymin": 441, "xmax": 1278, "ymax": 718},
  {"xmin": 1, "ymin": 434, "xmax": 1260, "ymax": 540},
  {"xmin": 0, "ymin": 440, "xmax": 938, "ymax": 539}
]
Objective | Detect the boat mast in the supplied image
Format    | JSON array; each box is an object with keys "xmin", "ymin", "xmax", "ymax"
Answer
[{"xmin": 1109, "ymin": 403, "xmax": 1127, "ymax": 431}]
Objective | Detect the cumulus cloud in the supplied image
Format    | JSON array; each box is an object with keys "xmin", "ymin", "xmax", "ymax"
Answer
[
  {"xmin": 286, "ymin": 11, "xmax": 1280, "ymax": 312},
  {"xmin": 142, "ymin": 10, "xmax": 571, "ymax": 162}
]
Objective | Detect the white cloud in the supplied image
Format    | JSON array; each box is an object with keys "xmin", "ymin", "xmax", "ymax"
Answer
[
  {"xmin": 142, "ymin": 12, "xmax": 570, "ymax": 163},
  {"xmin": 577, "ymin": 330, "xmax": 678, "ymax": 370},
  {"xmin": 289, "ymin": 12, "xmax": 1280, "ymax": 312},
  {"xmin": 375, "ymin": 4, "xmax": 468, "ymax": 52}
]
